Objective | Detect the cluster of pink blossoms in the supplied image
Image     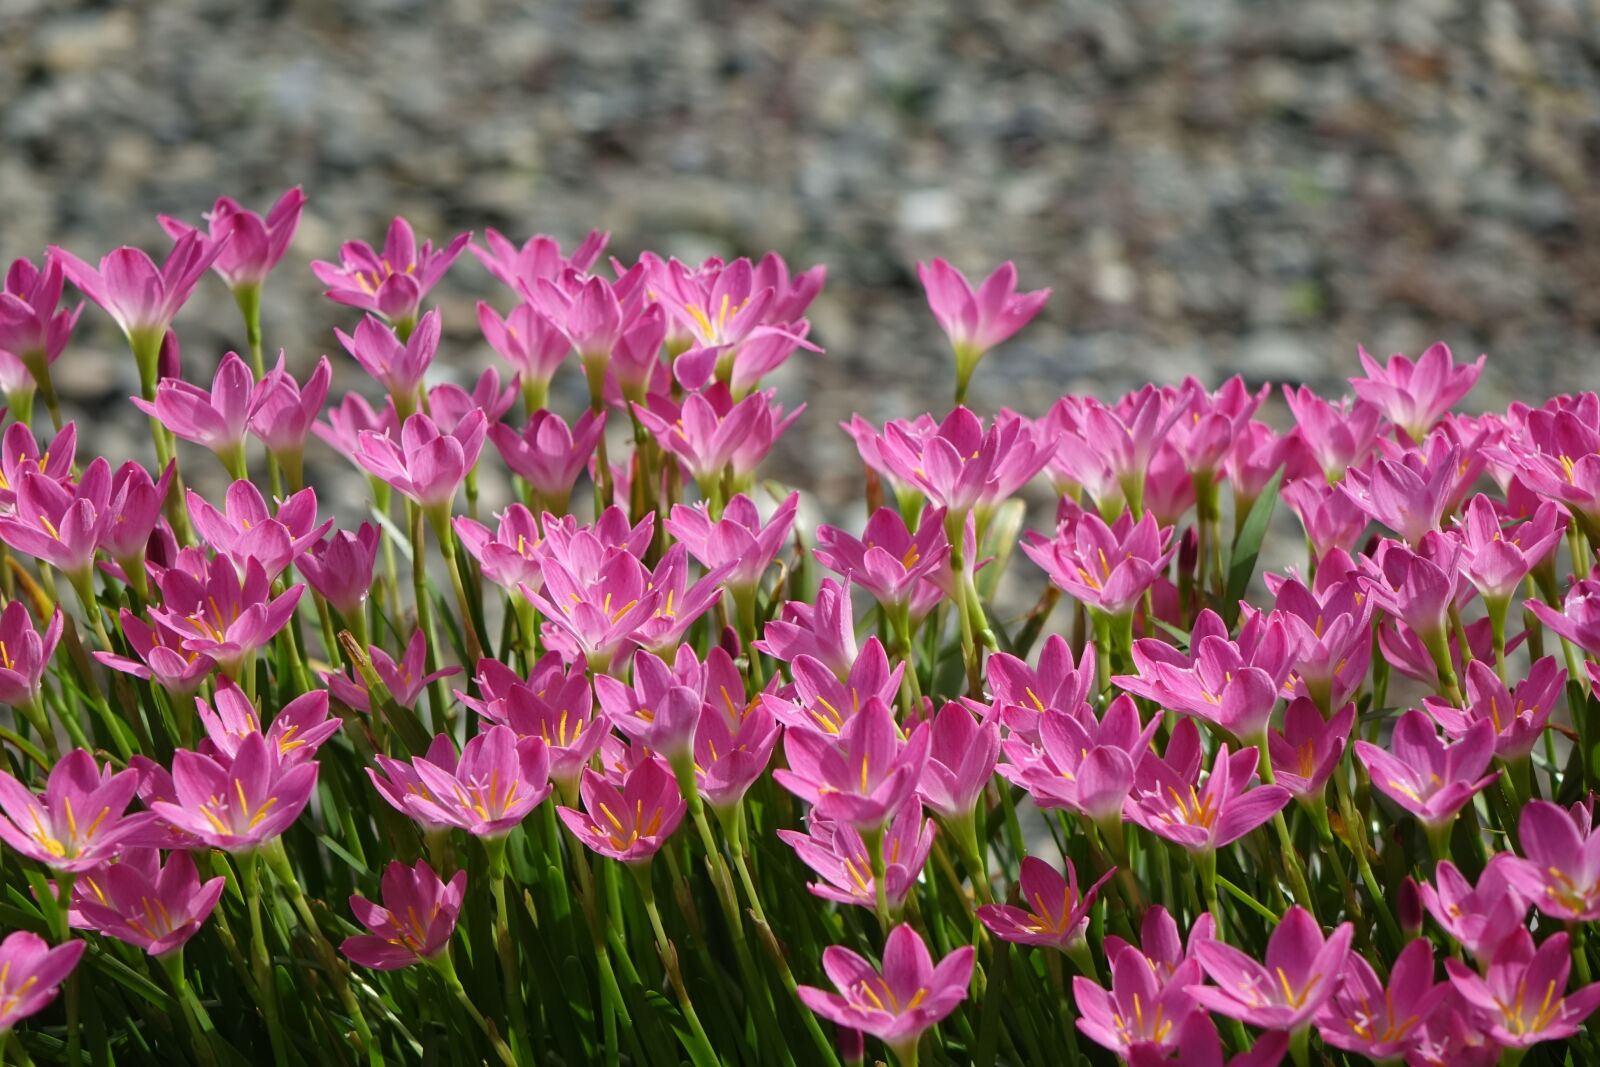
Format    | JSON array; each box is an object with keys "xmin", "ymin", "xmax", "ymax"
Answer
[{"xmin": 0, "ymin": 189, "xmax": 1599, "ymax": 1067}]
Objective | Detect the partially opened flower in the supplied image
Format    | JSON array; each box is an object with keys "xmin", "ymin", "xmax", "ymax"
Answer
[
  {"xmin": 917, "ymin": 702, "xmax": 999, "ymax": 821},
  {"xmin": 692, "ymin": 694, "xmax": 780, "ymax": 812},
  {"xmin": 0, "ymin": 930, "xmax": 85, "ymax": 1032},
  {"xmin": 455, "ymin": 504, "xmax": 545, "ymax": 594},
  {"xmin": 130, "ymin": 352, "xmax": 256, "ymax": 473},
  {"xmin": 761, "ymin": 638, "xmax": 903, "ymax": 737},
  {"xmin": 1075, "ymin": 939, "xmax": 1202, "ymax": 1060},
  {"xmin": 312, "ymin": 218, "xmax": 469, "ymax": 330},
  {"xmin": 152, "ymin": 733, "xmax": 317, "ymax": 852},
  {"xmin": 978, "ymin": 856, "xmax": 1114, "ymax": 952},
  {"xmin": 1265, "ymin": 699, "xmax": 1354, "ymax": 804},
  {"xmin": 1280, "ymin": 387, "xmax": 1383, "ymax": 481},
  {"xmin": 1416, "ymin": 856, "xmax": 1528, "ymax": 963},
  {"xmin": 557, "ymin": 757, "xmax": 687, "ymax": 864},
  {"xmin": 248, "ymin": 354, "xmax": 332, "ymax": 479},
  {"xmin": 0, "ymin": 600, "xmax": 63, "ymax": 711},
  {"xmin": 353, "ymin": 409, "xmax": 487, "ymax": 515},
  {"xmin": 667, "ymin": 492, "xmax": 798, "ymax": 595},
  {"xmin": 477, "ymin": 300, "xmax": 573, "ymax": 407},
  {"xmin": 984, "ymin": 634, "xmax": 1096, "ymax": 740},
  {"xmin": 341, "ymin": 860, "xmax": 467, "ymax": 971},
  {"xmin": 0, "ymin": 256, "xmax": 80, "ymax": 409},
  {"xmin": 1314, "ymin": 938, "xmax": 1450, "ymax": 1061},
  {"xmin": 779, "ymin": 799, "xmax": 934, "ymax": 914},
  {"xmin": 756, "ymin": 577, "xmax": 860, "ymax": 679},
  {"xmin": 1446, "ymin": 929, "xmax": 1600, "ymax": 1049},
  {"xmin": 187, "ymin": 481, "xmax": 330, "ymax": 580},
  {"xmin": 1188, "ymin": 906, "xmax": 1354, "ymax": 1033},
  {"xmin": 1355, "ymin": 710, "xmax": 1498, "ymax": 832},
  {"xmin": 52, "ymin": 231, "xmax": 221, "ymax": 353},
  {"xmin": 494, "ymin": 672, "xmax": 609, "ymax": 795},
  {"xmin": 380, "ymin": 727, "xmax": 551, "ymax": 838},
  {"xmin": 797, "ymin": 924, "xmax": 973, "ymax": 1063},
  {"xmin": 1023, "ymin": 510, "xmax": 1175, "ymax": 619},
  {"xmin": 1424, "ymin": 657, "xmax": 1565, "ymax": 763},
  {"xmin": 0, "ymin": 459, "xmax": 112, "ymax": 580},
  {"xmin": 196, "ymin": 682, "xmax": 340, "ymax": 769},
  {"xmin": 0, "ymin": 748, "xmax": 149, "ymax": 872},
  {"xmin": 1502, "ymin": 799, "xmax": 1600, "ymax": 922},
  {"xmin": 634, "ymin": 386, "xmax": 802, "ymax": 494},
  {"xmin": 326, "ymin": 629, "xmax": 459, "ymax": 712},
  {"xmin": 775, "ymin": 697, "xmax": 930, "ymax": 833},
  {"xmin": 472, "ymin": 228, "xmax": 608, "ymax": 293},
  {"xmin": 594, "ymin": 648, "xmax": 704, "ymax": 765},
  {"xmin": 149, "ymin": 554, "xmax": 303, "ymax": 675},
  {"xmin": 158, "ymin": 187, "xmax": 306, "ymax": 291},
  {"xmin": 1350, "ymin": 342, "xmax": 1484, "ymax": 442},
  {"xmin": 917, "ymin": 258, "xmax": 1049, "ymax": 400},
  {"xmin": 97, "ymin": 610, "xmax": 216, "ymax": 696},
  {"xmin": 75, "ymin": 849, "xmax": 226, "ymax": 958},
  {"xmin": 815, "ymin": 506, "xmax": 951, "ymax": 617},
  {"xmin": 296, "ymin": 523, "xmax": 381, "ymax": 621},
  {"xmin": 335, "ymin": 311, "xmax": 442, "ymax": 416},
  {"xmin": 490, "ymin": 409, "xmax": 603, "ymax": 515},
  {"xmin": 1124, "ymin": 721, "xmax": 1289, "ymax": 854}
]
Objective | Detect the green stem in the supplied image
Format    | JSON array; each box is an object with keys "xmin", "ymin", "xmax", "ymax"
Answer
[
  {"xmin": 433, "ymin": 950, "xmax": 521, "ymax": 1067},
  {"xmin": 241, "ymin": 851, "xmax": 290, "ymax": 1067},
  {"xmin": 632, "ymin": 864, "xmax": 719, "ymax": 1067}
]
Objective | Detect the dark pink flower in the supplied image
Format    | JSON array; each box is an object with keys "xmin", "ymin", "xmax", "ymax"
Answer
[
  {"xmin": 296, "ymin": 523, "xmax": 381, "ymax": 620},
  {"xmin": 1502, "ymin": 799, "xmax": 1600, "ymax": 922},
  {"xmin": 75, "ymin": 849, "xmax": 225, "ymax": 958},
  {"xmin": 1315, "ymin": 938, "xmax": 1450, "ymax": 1061},
  {"xmin": 775, "ymin": 697, "xmax": 930, "ymax": 833},
  {"xmin": 917, "ymin": 257, "xmax": 1048, "ymax": 396},
  {"xmin": 0, "ymin": 748, "xmax": 149, "ymax": 872},
  {"xmin": 978, "ymin": 856, "xmax": 1113, "ymax": 952},
  {"xmin": 52, "ymin": 231, "xmax": 221, "ymax": 344},
  {"xmin": 1446, "ymin": 929, "xmax": 1600, "ymax": 1049},
  {"xmin": 557, "ymin": 757, "xmax": 686, "ymax": 864},
  {"xmin": 1350, "ymin": 342, "xmax": 1484, "ymax": 443},
  {"xmin": 1281, "ymin": 386, "xmax": 1383, "ymax": 480},
  {"xmin": 335, "ymin": 311, "xmax": 441, "ymax": 413},
  {"xmin": 1355, "ymin": 710, "xmax": 1499, "ymax": 830},
  {"xmin": 1265, "ymin": 699, "xmax": 1354, "ymax": 802},
  {"xmin": 326, "ymin": 629, "xmax": 459, "ymax": 713},
  {"xmin": 342, "ymin": 859, "xmax": 466, "ymax": 971},
  {"xmin": 151, "ymin": 732, "xmax": 316, "ymax": 852},
  {"xmin": 1416, "ymin": 856, "xmax": 1529, "ymax": 963},
  {"xmin": 491, "ymin": 409, "xmax": 604, "ymax": 515},
  {"xmin": 312, "ymin": 217, "xmax": 469, "ymax": 328},
  {"xmin": 1188, "ymin": 905, "xmax": 1354, "ymax": 1032},
  {"xmin": 0, "ymin": 930, "xmax": 85, "ymax": 1031},
  {"xmin": 667, "ymin": 492, "xmax": 798, "ymax": 594},
  {"xmin": 353, "ymin": 409, "xmax": 487, "ymax": 514},
  {"xmin": 1424, "ymin": 657, "xmax": 1564, "ymax": 762},
  {"xmin": 1024, "ymin": 510, "xmax": 1175, "ymax": 618},
  {"xmin": 779, "ymin": 799, "xmax": 934, "ymax": 913},
  {"xmin": 158, "ymin": 188, "xmax": 305, "ymax": 290}
]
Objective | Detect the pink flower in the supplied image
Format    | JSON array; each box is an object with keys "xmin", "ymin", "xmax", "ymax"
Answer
[
  {"xmin": 249, "ymin": 354, "xmax": 332, "ymax": 464},
  {"xmin": 1125, "ymin": 720, "xmax": 1290, "ymax": 854},
  {"xmin": 341, "ymin": 860, "xmax": 467, "ymax": 971},
  {"xmin": 196, "ymin": 682, "xmax": 340, "ymax": 769},
  {"xmin": 1446, "ymin": 929, "xmax": 1600, "ymax": 1049},
  {"xmin": 1263, "ymin": 567, "xmax": 1372, "ymax": 709},
  {"xmin": 75, "ymin": 849, "xmax": 226, "ymax": 957},
  {"xmin": 0, "ymin": 600, "xmax": 62, "ymax": 710},
  {"xmin": 0, "ymin": 255, "xmax": 81, "ymax": 373},
  {"xmin": 1075, "ymin": 940, "xmax": 1203, "ymax": 1059},
  {"xmin": 1357, "ymin": 534, "xmax": 1463, "ymax": 643},
  {"xmin": 1417, "ymin": 856, "xmax": 1529, "ymax": 963},
  {"xmin": 1023, "ymin": 510, "xmax": 1175, "ymax": 618},
  {"xmin": 187, "ymin": 481, "xmax": 329, "ymax": 580},
  {"xmin": 99, "ymin": 460, "xmax": 175, "ymax": 576},
  {"xmin": 296, "ymin": 523, "xmax": 381, "ymax": 620},
  {"xmin": 312, "ymin": 218, "xmax": 469, "ymax": 328},
  {"xmin": 367, "ymin": 735, "xmax": 461, "ymax": 833},
  {"xmin": 490, "ymin": 409, "xmax": 604, "ymax": 515},
  {"xmin": 0, "ymin": 931, "xmax": 85, "ymax": 1032},
  {"xmin": 0, "ymin": 748, "xmax": 149, "ymax": 872},
  {"xmin": 1341, "ymin": 438, "xmax": 1473, "ymax": 546},
  {"xmin": 130, "ymin": 352, "xmax": 256, "ymax": 469},
  {"xmin": 380, "ymin": 727, "xmax": 551, "ymax": 838},
  {"xmin": 326, "ymin": 628, "xmax": 459, "ymax": 713},
  {"xmin": 97, "ymin": 610, "xmax": 216, "ymax": 696},
  {"xmin": 1527, "ymin": 575, "xmax": 1600, "ymax": 656},
  {"xmin": 159, "ymin": 188, "xmax": 306, "ymax": 290},
  {"xmin": 1452, "ymin": 493, "xmax": 1565, "ymax": 605},
  {"xmin": 917, "ymin": 702, "xmax": 999, "ymax": 820},
  {"xmin": 557, "ymin": 757, "xmax": 687, "ymax": 864},
  {"xmin": 1350, "ymin": 342, "xmax": 1485, "ymax": 442},
  {"xmin": 0, "ymin": 421, "xmax": 77, "ymax": 508},
  {"xmin": 775, "ymin": 697, "xmax": 931, "ymax": 833},
  {"xmin": 0, "ymin": 458, "xmax": 112, "ymax": 578},
  {"xmin": 1280, "ymin": 387, "xmax": 1383, "ymax": 481},
  {"xmin": 472, "ymin": 228, "xmax": 608, "ymax": 292},
  {"xmin": 690, "ymin": 656, "xmax": 779, "ymax": 811},
  {"xmin": 1265, "ymin": 699, "xmax": 1354, "ymax": 802},
  {"xmin": 152, "ymin": 732, "xmax": 317, "ymax": 851},
  {"xmin": 1424, "ymin": 657, "xmax": 1565, "ymax": 762},
  {"xmin": 335, "ymin": 310, "xmax": 441, "ymax": 413},
  {"xmin": 797, "ymin": 924, "xmax": 973, "ymax": 1058},
  {"xmin": 1356, "ymin": 711, "xmax": 1499, "ymax": 830},
  {"xmin": 978, "ymin": 856, "xmax": 1113, "ymax": 952},
  {"xmin": 52, "ymin": 231, "xmax": 221, "ymax": 344},
  {"xmin": 1282, "ymin": 479, "xmax": 1370, "ymax": 559},
  {"xmin": 314, "ymin": 392, "xmax": 397, "ymax": 465},
  {"xmin": 761, "ymin": 638, "xmax": 903, "ymax": 737},
  {"xmin": 634, "ymin": 386, "xmax": 802, "ymax": 492},
  {"xmin": 525, "ymin": 273, "xmax": 632, "ymax": 368},
  {"xmin": 667, "ymin": 492, "xmax": 798, "ymax": 594},
  {"xmin": 353, "ymin": 409, "xmax": 488, "ymax": 514},
  {"xmin": 814, "ymin": 507, "xmax": 950, "ymax": 616},
  {"xmin": 1315, "ymin": 938, "xmax": 1450, "ymax": 1060},
  {"xmin": 1189, "ymin": 905, "xmax": 1354, "ymax": 1032},
  {"xmin": 454, "ymin": 505, "xmax": 545, "ymax": 594},
  {"xmin": 149, "ymin": 555, "xmax": 303, "ymax": 674},
  {"xmin": 756, "ymin": 577, "xmax": 859, "ymax": 679},
  {"xmin": 1101, "ymin": 905, "xmax": 1217, "ymax": 987},
  {"xmin": 1000, "ymin": 696, "xmax": 1154, "ymax": 824},
  {"xmin": 477, "ymin": 300, "xmax": 573, "ymax": 398},
  {"xmin": 917, "ymin": 258, "xmax": 1049, "ymax": 396},
  {"xmin": 779, "ymin": 798, "xmax": 933, "ymax": 913},
  {"xmin": 984, "ymin": 634, "xmax": 1096, "ymax": 741},
  {"xmin": 594, "ymin": 647, "xmax": 704, "ymax": 764},
  {"xmin": 861, "ymin": 407, "xmax": 1051, "ymax": 519},
  {"xmin": 1502, "ymin": 799, "xmax": 1600, "ymax": 922}
]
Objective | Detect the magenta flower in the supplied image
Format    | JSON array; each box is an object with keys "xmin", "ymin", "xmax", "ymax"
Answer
[
  {"xmin": 635, "ymin": 386, "xmax": 802, "ymax": 493},
  {"xmin": 1502, "ymin": 799, "xmax": 1600, "ymax": 922},
  {"xmin": 1125, "ymin": 721, "xmax": 1290, "ymax": 854},
  {"xmin": 1023, "ymin": 510, "xmax": 1175, "ymax": 619},
  {"xmin": 75, "ymin": 849, "xmax": 226, "ymax": 958},
  {"xmin": 0, "ymin": 458, "xmax": 112, "ymax": 579},
  {"xmin": 0, "ymin": 421, "xmax": 76, "ymax": 508},
  {"xmin": 1452, "ymin": 493, "xmax": 1565, "ymax": 605},
  {"xmin": 473, "ymin": 228, "xmax": 607, "ymax": 292},
  {"xmin": 0, "ymin": 255, "xmax": 81, "ymax": 383},
  {"xmin": 149, "ymin": 555, "xmax": 303, "ymax": 674},
  {"xmin": 1075, "ymin": 939, "xmax": 1203, "ymax": 1059},
  {"xmin": 130, "ymin": 352, "xmax": 256, "ymax": 470},
  {"xmin": 100, "ymin": 460, "xmax": 175, "ymax": 579},
  {"xmin": 485, "ymin": 679, "xmax": 603, "ymax": 798},
  {"xmin": 1341, "ymin": 439, "xmax": 1475, "ymax": 546},
  {"xmin": 314, "ymin": 391, "xmax": 397, "ymax": 466},
  {"xmin": 312, "ymin": 217, "xmax": 469, "ymax": 329},
  {"xmin": 1101, "ymin": 905, "xmax": 1217, "ymax": 988},
  {"xmin": 798, "ymin": 924, "xmax": 973, "ymax": 1060},
  {"xmin": 0, "ymin": 748, "xmax": 149, "ymax": 872},
  {"xmin": 594, "ymin": 648, "xmax": 704, "ymax": 764},
  {"xmin": 814, "ymin": 507, "xmax": 951, "ymax": 617},
  {"xmin": 557, "ymin": 757, "xmax": 687, "ymax": 864},
  {"xmin": 353, "ymin": 409, "xmax": 488, "ymax": 514},
  {"xmin": 1527, "ymin": 575, "xmax": 1600, "ymax": 657},
  {"xmin": 1416, "ymin": 857, "xmax": 1529, "ymax": 963},
  {"xmin": 762, "ymin": 638, "xmax": 903, "ymax": 737},
  {"xmin": 454, "ymin": 504, "xmax": 544, "ymax": 594},
  {"xmin": 1280, "ymin": 387, "xmax": 1383, "ymax": 481},
  {"xmin": 159, "ymin": 188, "xmax": 306, "ymax": 290},
  {"xmin": 1355, "ymin": 710, "xmax": 1498, "ymax": 831},
  {"xmin": 984, "ymin": 634, "xmax": 1096, "ymax": 741},
  {"xmin": 1357, "ymin": 534, "xmax": 1463, "ymax": 644},
  {"xmin": 977, "ymin": 856, "xmax": 1114, "ymax": 952},
  {"xmin": 757, "ymin": 577, "xmax": 860, "ymax": 680},
  {"xmin": 667, "ymin": 492, "xmax": 798, "ymax": 594},
  {"xmin": 297, "ymin": 523, "xmax": 381, "ymax": 620},
  {"xmin": 327, "ymin": 629, "xmax": 459, "ymax": 713},
  {"xmin": 97, "ymin": 610, "xmax": 216, "ymax": 696},
  {"xmin": 477, "ymin": 300, "xmax": 574, "ymax": 402},
  {"xmin": 776, "ymin": 697, "xmax": 931, "ymax": 833},
  {"xmin": 1446, "ymin": 929, "xmax": 1600, "ymax": 1049},
  {"xmin": 1189, "ymin": 906, "xmax": 1354, "ymax": 1032},
  {"xmin": 249, "ymin": 353, "xmax": 332, "ymax": 464},
  {"xmin": 490, "ymin": 409, "xmax": 603, "ymax": 515},
  {"xmin": 0, "ymin": 600, "xmax": 62, "ymax": 710},
  {"xmin": 917, "ymin": 258, "xmax": 1048, "ymax": 398},
  {"xmin": 1281, "ymin": 479, "xmax": 1371, "ymax": 559},
  {"xmin": 1265, "ymin": 568, "xmax": 1372, "ymax": 710},
  {"xmin": 341, "ymin": 859, "xmax": 467, "ymax": 971},
  {"xmin": 1265, "ymin": 699, "xmax": 1355, "ymax": 803},
  {"xmin": 152, "ymin": 733, "xmax": 316, "ymax": 852},
  {"xmin": 52, "ymin": 231, "xmax": 221, "ymax": 345},
  {"xmin": 692, "ymin": 689, "xmax": 779, "ymax": 812},
  {"xmin": 525, "ymin": 273, "xmax": 631, "ymax": 369},
  {"xmin": 1424, "ymin": 657, "xmax": 1565, "ymax": 763},
  {"xmin": 383, "ymin": 727, "xmax": 551, "ymax": 838},
  {"xmin": 188, "ymin": 481, "xmax": 330, "ymax": 580},
  {"xmin": 335, "ymin": 310, "xmax": 441, "ymax": 413},
  {"xmin": 1314, "ymin": 938, "xmax": 1450, "ymax": 1061},
  {"xmin": 367, "ymin": 735, "xmax": 461, "ymax": 833},
  {"xmin": 1167, "ymin": 376, "xmax": 1268, "ymax": 477},
  {"xmin": 1350, "ymin": 342, "xmax": 1485, "ymax": 442},
  {"xmin": 917, "ymin": 702, "xmax": 999, "ymax": 820},
  {"xmin": 863, "ymin": 407, "xmax": 1050, "ymax": 519},
  {"xmin": 779, "ymin": 799, "xmax": 934, "ymax": 913},
  {"xmin": 0, "ymin": 931, "xmax": 85, "ymax": 1032},
  {"xmin": 1225, "ymin": 421, "xmax": 1318, "ymax": 516},
  {"xmin": 196, "ymin": 683, "xmax": 339, "ymax": 770},
  {"xmin": 1000, "ymin": 695, "xmax": 1154, "ymax": 825}
]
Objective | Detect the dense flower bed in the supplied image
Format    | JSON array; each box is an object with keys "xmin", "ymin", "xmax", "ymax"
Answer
[{"xmin": 0, "ymin": 191, "xmax": 1595, "ymax": 1066}]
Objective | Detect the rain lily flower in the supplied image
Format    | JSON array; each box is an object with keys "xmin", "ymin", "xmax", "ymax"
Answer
[
  {"xmin": 490, "ymin": 409, "xmax": 604, "ymax": 515},
  {"xmin": 667, "ymin": 492, "xmax": 798, "ymax": 595},
  {"xmin": 0, "ymin": 748, "xmax": 149, "ymax": 871},
  {"xmin": 296, "ymin": 523, "xmax": 382, "ymax": 621},
  {"xmin": 1264, "ymin": 568, "xmax": 1372, "ymax": 710},
  {"xmin": 187, "ymin": 482, "xmax": 330, "ymax": 580},
  {"xmin": 1124, "ymin": 721, "xmax": 1290, "ymax": 854},
  {"xmin": 367, "ymin": 735, "xmax": 462, "ymax": 833},
  {"xmin": 1451, "ymin": 493, "xmax": 1565, "ymax": 606},
  {"xmin": 917, "ymin": 258, "xmax": 1049, "ymax": 400},
  {"xmin": 472, "ymin": 228, "xmax": 608, "ymax": 293},
  {"xmin": 999, "ymin": 695, "xmax": 1154, "ymax": 825},
  {"xmin": 312, "ymin": 217, "xmax": 469, "ymax": 329},
  {"xmin": 376, "ymin": 727, "xmax": 551, "ymax": 838},
  {"xmin": 1350, "ymin": 342, "xmax": 1485, "ymax": 443},
  {"xmin": 775, "ymin": 697, "xmax": 931, "ymax": 833},
  {"xmin": 1355, "ymin": 711, "xmax": 1499, "ymax": 832},
  {"xmin": 152, "ymin": 733, "xmax": 317, "ymax": 852},
  {"xmin": 341, "ymin": 860, "xmax": 467, "ymax": 971},
  {"xmin": 1279, "ymin": 387, "xmax": 1383, "ymax": 481},
  {"xmin": 1314, "ymin": 938, "xmax": 1450, "ymax": 1061},
  {"xmin": 1264, "ymin": 699, "xmax": 1355, "ymax": 803},
  {"xmin": 594, "ymin": 648, "xmax": 704, "ymax": 765},
  {"xmin": 977, "ymin": 856, "xmax": 1114, "ymax": 952},
  {"xmin": 634, "ymin": 386, "xmax": 802, "ymax": 494},
  {"xmin": 1424, "ymin": 657, "xmax": 1565, "ymax": 762},
  {"xmin": 196, "ymin": 683, "xmax": 340, "ymax": 769},
  {"xmin": 148, "ymin": 555, "xmax": 303, "ymax": 675},
  {"xmin": 797, "ymin": 924, "xmax": 973, "ymax": 1062},
  {"xmin": 1101, "ymin": 906, "xmax": 1217, "ymax": 988},
  {"xmin": 917, "ymin": 702, "xmax": 999, "ymax": 821},
  {"xmin": 1224, "ymin": 421, "xmax": 1318, "ymax": 519},
  {"xmin": 335, "ymin": 310, "xmax": 441, "ymax": 415},
  {"xmin": 691, "ymin": 694, "xmax": 780, "ymax": 812},
  {"xmin": 454, "ymin": 504, "xmax": 545, "ymax": 594},
  {"xmin": 97, "ymin": 610, "xmax": 216, "ymax": 696},
  {"xmin": 779, "ymin": 799, "xmax": 934, "ymax": 913},
  {"xmin": 1445, "ymin": 929, "xmax": 1600, "ymax": 1049},
  {"xmin": 0, "ymin": 255, "xmax": 80, "ymax": 402},
  {"xmin": 1340, "ymin": 439, "xmax": 1472, "ymax": 546},
  {"xmin": 52, "ymin": 232, "xmax": 221, "ymax": 358},
  {"xmin": 1357, "ymin": 534, "xmax": 1464, "ymax": 645},
  {"xmin": 1188, "ymin": 906, "xmax": 1354, "ymax": 1033},
  {"xmin": 314, "ymin": 391, "xmax": 397, "ymax": 465},
  {"xmin": 0, "ymin": 931, "xmax": 85, "ymax": 1032},
  {"xmin": 326, "ymin": 629, "xmax": 459, "ymax": 713},
  {"xmin": 353, "ymin": 410, "xmax": 488, "ymax": 516},
  {"xmin": 0, "ymin": 600, "xmax": 63, "ymax": 711},
  {"xmin": 1023, "ymin": 510, "xmax": 1175, "ymax": 619},
  {"xmin": 477, "ymin": 300, "xmax": 575, "ymax": 408},
  {"xmin": 1075, "ymin": 938, "xmax": 1203, "ymax": 1060},
  {"xmin": 1281, "ymin": 479, "xmax": 1371, "ymax": 559},
  {"xmin": 0, "ymin": 421, "xmax": 77, "ymax": 506},
  {"xmin": 859, "ymin": 407, "xmax": 1051, "ymax": 521},
  {"xmin": 75, "ymin": 849, "xmax": 226, "ymax": 957},
  {"xmin": 159, "ymin": 188, "xmax": 306, "ymax": 291},
  {"xmin": 490, "ymin": 670, "xmax": 608, "ymax": 795},
  {"xmin": 814, "ymin": 506, "xmax": 951, "ymax": 617},
  {"xmin": 130, "ymin": 352, "xmax": 256, "ymax": 473},
  {"xmin": 757, "ymin": 577, "xmax": 860, "ymax": 679},
  {"xmin": 525, "ymin": 273, "xmax": 631, "ymax": 375},
  {"xmin": 1416, "ymin": 856, "xmax": 1529, "ymax": 963},
  {"xmin": 984, "ymin": 634, "xmax": 1097, "ymax": 740},
  {"xmin": 100, "ymin": 460, "xmax": 175, "ymax": 584},
  {"xmin": 761, "ymin": 638, "xmax": 903, "ymax": 737},
  {"xmin": 1502, "ymin": 799, "xmax": 1600, "ymax": 922},
  {"xmin": 1168, "ymin": 376, "xmax": 1268, "ymax": 479},
  {"xmin": 0, "ymin": 458, "xmax": 112, "ymax": 580},
  {"xmin": 557, "ymin": 757, "xmax": 687, "ymax": 864},
  {"xmin": 248, "ymin": 354, "xmax": 332, "ymax": 477}
]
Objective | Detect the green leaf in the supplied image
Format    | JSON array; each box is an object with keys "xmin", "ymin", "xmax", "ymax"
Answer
[{"xmin": 1224, "ymin": 466, "xmax": 1284, "ymax": 628}]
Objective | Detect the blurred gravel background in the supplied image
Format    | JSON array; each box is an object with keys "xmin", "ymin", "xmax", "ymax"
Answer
[{"xmin": 3, "ymin": 0, "xmax": 1600, "ymax": 510}]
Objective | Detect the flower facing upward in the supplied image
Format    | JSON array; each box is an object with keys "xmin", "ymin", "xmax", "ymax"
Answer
[
  {"xmin": 130, "ymin": 352, "xmax": 256, "ymax": 469},
  {"xmin": 52, "ymin": 231, "xmax": 222, "ymax": 345},
  {"xmin": 1416, "ymin": 856, "xmax": 1529, "ymax": 963},
  {"xmin": 1074, "ymin": 938, "xmax": 1203, "ymax": 1060},
  {"xmin": 1349, "ymin": 342, "xmax": 1484, "ymax": 442},
  {"xmin": 152, "ymin": 733, "xmax": 317, "ymax": 852},
  {"xmin": 557, "ymin": 757, "xmax": 687, "ymax": 864},
  {"xmin": 0, "ymin": 931, "xmax": 85, "ymax": 1032},
  {"xmin": 1502, "ymin": 799, "xmax": 1600, "ymax": 922},
  {"xmin": 1445, "ymin": 929, "xmax": 1600, "ymax": 1049},
  {"xmin": 296, "ymin": 523, "xmax": 381, "ymax": 620},
  {"xmin": 775, "ymin": 697, "xmax": 930, "ymax": 834},
  {"xmin": 1313, "ymin": 938, "xmax": 1450, "ymax": 1061},
  {"xmin": 341, "ymin": 860, "xmax": 467, "ymax": 971},
  {"xmin": 335, "ymin": 310, "xmax": 442, "ymax": 413},
  {"xmin": 1355, "ymin": 710, "xmax": 1498, "ymax": 830},
  {"xmin": 1023, "ymin": 510, "xmax": 1175, "ymax": 619},
  {"xmin": 978, "ymin": 856, "xmax": 1114, "ymax": 952},
  {"xmin": 0, "ymin": 748, "xmax": 150, "ymax": 872},
  {"xmin": 0, "ymin": 600, "xmax": 62, "ymax": 711},
  {"xmin": 797, "ymin": 924, "xmax": 973, "ymax": 1059},
  {"xmin": 374, "ymin": 727, "xmax": 551, "ymax": 839},
  {"xmin": 779, "ymin": 798, "xmax": 934, "ymax": 913},
  {"xmin": 158, "ymin": 188, "xmax": 306, "ymax": 291},
  {"xmin": 917, "ymin": 258, "xmax": 1048, "ymax": 399},
  {"xmin": 490, "ymin": 409, "xmax": 604, "ymax": 515},
  {"xmin": 149, "ymin": 554, "xmax": 303, "ymax": 674},
  {"xmin": 74, "ymin": 849, "xmax": 226, "ymax": 958},
  {"xmin": 326, "ymin": 629, "xmax": 459, "ymax": 713},
  {"xmin": 0, "ymin": 255, "xmax": 81, "ymax": 372},
  {"xmin": 312, "ymin": 217, "xmax": 469, "ymax": 328},
  {"xmin": 1188, "ymin": 906, "xmax": 1355, "ymax": 1033},
  {"xmin": 352, "ymin": 409, "xmax": 488, "ymax": 514}
]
